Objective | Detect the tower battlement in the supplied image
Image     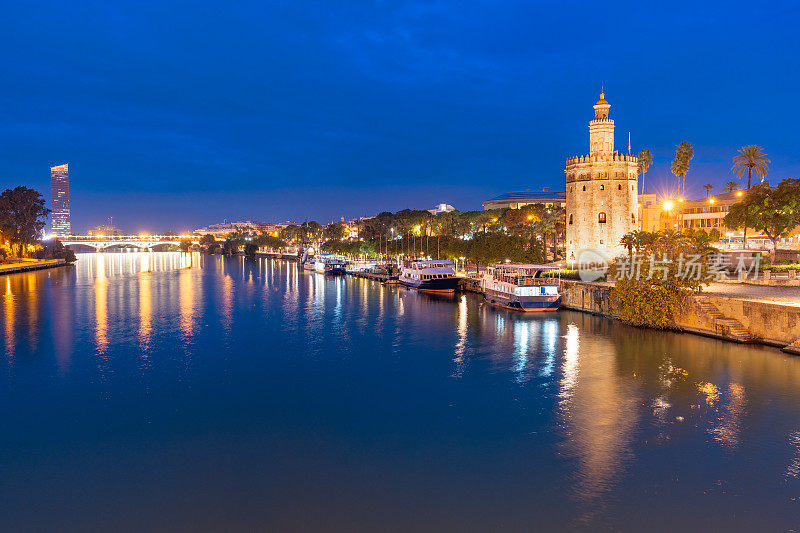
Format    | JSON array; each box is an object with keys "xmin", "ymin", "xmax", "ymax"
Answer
[{"xmin": 566, "ymin": 153, "xmax": 639, "ymax": 165}]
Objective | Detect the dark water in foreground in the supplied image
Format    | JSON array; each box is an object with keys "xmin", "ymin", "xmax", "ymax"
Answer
[{"xmin": 1, "ymin": 252, "xmax": 799, "ymax": 531}]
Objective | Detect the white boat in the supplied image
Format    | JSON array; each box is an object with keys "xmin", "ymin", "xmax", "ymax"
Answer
[
  {"xmin": 480, "ymin": 264, "xmax": 561, "ymax": 312},
  {"xmin": 398, "ymin": 259, "xmax": 459, "ymax": 293},
  {"xmin": 304, "ymin": 254, "xmax": 347, "ymax": 275}
]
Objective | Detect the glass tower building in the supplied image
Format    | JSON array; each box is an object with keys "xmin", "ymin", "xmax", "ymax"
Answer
[{"xmin": 50, "ymin": 163, "xmax": 71, "ymax": 236}]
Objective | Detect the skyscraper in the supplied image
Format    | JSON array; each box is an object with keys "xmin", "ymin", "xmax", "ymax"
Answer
[{"xmin": 50, "ymin": 163, "xmax": 71, "ymax": 236}]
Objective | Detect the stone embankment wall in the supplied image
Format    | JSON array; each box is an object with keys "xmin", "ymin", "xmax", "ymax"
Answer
[{"xmin": 559, "ymin": 280, "xmax": 800, "ymax": 354}]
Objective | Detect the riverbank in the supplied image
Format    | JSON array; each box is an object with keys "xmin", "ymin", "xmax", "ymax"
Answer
[
  {"xmin": 0, "ymin": 258, "xmax": 67, "ymax": 275},
  {"xmin": 558, "ymin": 279, "xmax": 800, "ymax": 355}
]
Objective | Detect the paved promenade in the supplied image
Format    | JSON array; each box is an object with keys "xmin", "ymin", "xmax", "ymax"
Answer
[
  {"xmin": 704, "ymin": 282, "xmax": 800, "ymax": 307},
  {"xmin": 0, "ymin": 259, "xmax": 66, "ymax": 275}
]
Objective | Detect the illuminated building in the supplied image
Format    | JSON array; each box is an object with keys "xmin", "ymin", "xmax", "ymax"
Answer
[
  {"xmin": 87, "ymin": 217, "xmax": 125, "ymax": 237},
  {"xmin": 565, "ymin": 92, "xmax": 639, "ymax": 260},
  {"xmin": 428, "ymin": 203, "xmax": 457, "ymax": 215},
  {"xmin": 50, "ymin": 163, "xmax": 71, "ymax": 236},
  {"xmin": 482, "ymin": 188, "xmax": 566, "ymax": 210},
  {"xmin": 193, "ymin": 220, "xmax": 288, "ymax": 238}
]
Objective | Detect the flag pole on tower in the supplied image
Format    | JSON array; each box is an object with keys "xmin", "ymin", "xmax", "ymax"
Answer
[{"xmin": 627, "ymin": 131, "xmax": 631, "ymax": 154}]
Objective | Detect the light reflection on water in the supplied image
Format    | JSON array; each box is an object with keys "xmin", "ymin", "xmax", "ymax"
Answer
[{"xmin": 0, "ymin": 252, "xmax": 799, "ymax": 530}]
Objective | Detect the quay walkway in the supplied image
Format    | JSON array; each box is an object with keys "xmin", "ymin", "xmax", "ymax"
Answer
[{"xmin": 0, "ymin": 259, "xmax": 67, "ymax": 275}]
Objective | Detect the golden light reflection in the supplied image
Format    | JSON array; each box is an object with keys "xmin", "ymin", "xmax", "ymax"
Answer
[
  {"xmin": 4, "ymin": 277, "xmax": 14, "ymax": 358},
  {"xmin": 24, "ymin": 274, "xmax": 39, "ymax": 351},
  {"xmin": 94, "ymin": 252, "xmax": 108, "ymax": 355},
  {"xmin": 697, "ymin": 381, "xmax": 720, "ymax": 405},
  {"xmin": 179, "ymin": 261, "xmax": 195, "ymax": 340},
  {"xmin": 138, "ymin": 270, "xmax": 152, "ymax": 353},
  {"xmin": 712, "ymin": 382, "xmax": 746, "ymax": 448}
]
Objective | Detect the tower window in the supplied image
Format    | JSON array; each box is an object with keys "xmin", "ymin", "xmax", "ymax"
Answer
[
  {"xmin": 618, "ymin": 184, "xmax": 622, "ymax": 190},
  {"xmin": 600, "ymin": 184, "xmax": 604, "ymax": 190},
  {"xmin": 598, "ymin": 212, "xmax": 607, "ymax": 223},
  {"xmin": 569, "ymin": 214, "xmax": 573, "ymax": 225},
  {"xmin": 632, "ymin": 214, "xmax": 636, "ymax": 223},
  {"xmin": 582, "ymin": 185, "xmax": 586, "ymax": 191}
]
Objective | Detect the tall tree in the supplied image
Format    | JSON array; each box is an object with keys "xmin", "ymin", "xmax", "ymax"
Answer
[
  {"xmin": 724, "ymin": 181, "xmax": 739, "ymax": 193},
  {"xmin": 670, "ymin": 142, "xmax": 693, "ymax": 199},
  {"xmin": 0, "ymin": 186, "xmax": 50, "ymax": 257},
  {"xmin": 702, "ymin": 183, "xmax": 713, "ymax": 197},
  {"xmin": 637, "ymin": 148, "xmax": 653, "ymax": 194},
  {"xmin": 732, "ymin": 145, "xmax": 770, "ymax": 248},
  {"xmin": 723, "ymin": 178, "xmax": 800, "ymax": 252}
]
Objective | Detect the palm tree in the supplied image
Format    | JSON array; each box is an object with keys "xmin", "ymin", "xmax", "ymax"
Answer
[
  {"xmin": 670, "ymin": 142, "xmax": 694, "ymax": 199},
  {"xmin": 637, "ymin": 149, "xmax": 653, "ymax": 194},
  {"xmin": 724, "ymin": 181, "xmax": 739, "ymax": 193},
  {"xmin": 702, "ymin": 183, "xmax": 713, "ymax": 197},
  {"xmin": 732, "ymin": 145, "xmax": 770, "ymax": 190},
  {"xmin": 620, "ymin": 233, "xmax": 636, "ymax": 256},
  {"xmin": 731, "ymin": 145, "xmax": 770, "ymax": 248}
]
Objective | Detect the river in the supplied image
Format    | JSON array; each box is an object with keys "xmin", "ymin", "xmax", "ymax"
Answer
[{"xmin": 1, "ymin": 252, "xmax": 799, "ymax": 531}]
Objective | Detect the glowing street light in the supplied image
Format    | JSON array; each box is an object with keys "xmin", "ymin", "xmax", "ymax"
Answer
[{"xmin": 662, "ymin": 200, "xmax": 674, "ymax": 211}]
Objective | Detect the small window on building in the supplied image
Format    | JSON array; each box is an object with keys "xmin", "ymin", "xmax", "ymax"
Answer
[
  {"xmin": 631, "ymin": 213, "xmax": 636, "ymax": 223},
  {"xmin": 600, "ymin": 240, "xmax": 604, "ymax": 244},
  {"xmin": 618, "ymin": 184, "xmax": 622, "ymax": 190},
  {"xmin": 569, "ymin": 214, "xmax": 573, "ymax": 225},
  {"xmin": 600, "ymin": 184, "xmax": 605, "ymax": 190},
  {"xmin": 582, "ymin": 185, "xmax": 586, "ymax": 191},
  {"xmin": 598, "ymin": 212, "xmax": 606, "ymax": 223}
]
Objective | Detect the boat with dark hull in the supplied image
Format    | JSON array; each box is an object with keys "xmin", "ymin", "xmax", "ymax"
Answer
[
  {"xmin": 303, "ymin": 254, "xmax": 348, "ymax": 275},
  {"xmin": 399, "ymin": 259, "xmax": 460, "ymax": 293},
  {"xmin": 480, "ymin": 264, "xmax": 561, "ymax": 312}
]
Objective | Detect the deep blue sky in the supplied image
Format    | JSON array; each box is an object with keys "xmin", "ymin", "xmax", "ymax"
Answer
[{"xmin": 2, "ymin": 1, "xmax": 799, "ymax": 233}]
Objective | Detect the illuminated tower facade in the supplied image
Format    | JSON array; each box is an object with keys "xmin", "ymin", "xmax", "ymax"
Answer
[
  {"xmin": 50, "ymin": 163, "xmax": 71, "ymax": 236},
  {"xmin": 565, "ymin": 93, "xmax": 639, "ymax": 260}
]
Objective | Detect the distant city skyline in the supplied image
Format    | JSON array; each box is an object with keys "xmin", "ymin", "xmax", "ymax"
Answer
[{"xmin": 4, "ymin": 1, "xmax": 800, "ymax": 233}]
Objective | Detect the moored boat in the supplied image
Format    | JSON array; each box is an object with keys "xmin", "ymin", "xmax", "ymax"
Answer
[
  {"xmin": 303, "ymin": 254, "xmax": 347, "ymax": 274},
  {"xmin": 480, "ymin": 263, "xmax": 561, "ymax": 312},
  {"xmin": 398, "ymin": 259, "xmax": 459, "ymax": 293}
]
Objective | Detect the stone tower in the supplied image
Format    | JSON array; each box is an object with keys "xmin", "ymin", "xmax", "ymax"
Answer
[{"xmin": 565, "ymin": 92, "xmax": 639, "ymax": 261}]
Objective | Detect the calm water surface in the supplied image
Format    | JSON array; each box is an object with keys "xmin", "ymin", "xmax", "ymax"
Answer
[{"xmin": 2, "ymin": 252, "xmax": 800, "ymax": 531}]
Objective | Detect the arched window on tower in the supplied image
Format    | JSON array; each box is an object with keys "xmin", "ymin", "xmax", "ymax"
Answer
[
  {"xmin": 569, "ymin": 214, "xmax": 573, "ymax": 225},
  {"xmin": 631, "ymin": 213, "xmax": 636, "ymax": 223},
  {"xmin": 598, "ymin": 212, "xmax": 606, "ymax": 224},
  {"xmin": 600, "ymin": 184, "xmax": 604, "ymax": 190},
  {"xmin": 618, "ymin": 184, "xmax": 622, "ymax": 190},
  {"xmin": 582, "ymin": 185, "xmax": 586, "ymax": 191}
]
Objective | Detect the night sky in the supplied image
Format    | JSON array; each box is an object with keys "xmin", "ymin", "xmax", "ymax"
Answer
[{"xmin": 2, "ymin": 1, "xmax": 799, "ymax": 233}]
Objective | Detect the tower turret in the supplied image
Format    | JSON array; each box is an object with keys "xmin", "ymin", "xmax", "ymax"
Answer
[{"xmin": 589, "ymin": 92, "xmax": 614, "ymax": 155}]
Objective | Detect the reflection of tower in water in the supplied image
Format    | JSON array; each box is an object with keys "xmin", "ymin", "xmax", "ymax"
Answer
[{"xmin": 557, "ymin": 320, "xmax": 641, "ymax": 513}]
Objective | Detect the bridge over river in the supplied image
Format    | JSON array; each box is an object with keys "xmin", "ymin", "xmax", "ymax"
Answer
[{"xmin": 61, "ymin": 235, "xmax": 190, "ymax": 251}]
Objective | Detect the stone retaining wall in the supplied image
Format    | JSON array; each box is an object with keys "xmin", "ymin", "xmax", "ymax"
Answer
[{"xmin": 559, "ymin": 280, "xmax": 800, "ymax": 353}]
